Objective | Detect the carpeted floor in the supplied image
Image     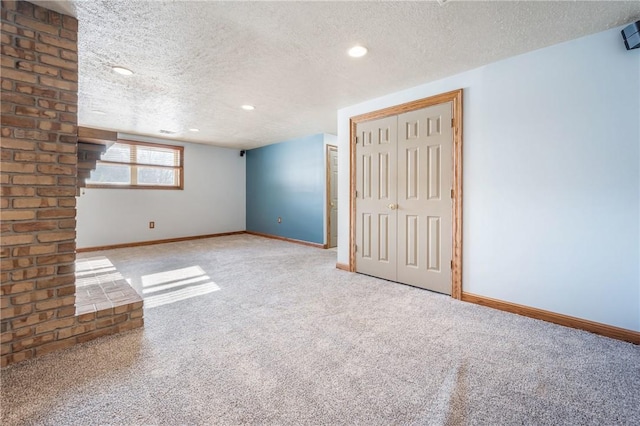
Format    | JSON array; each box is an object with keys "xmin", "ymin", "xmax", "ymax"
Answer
[{"xmin": 1, "ymin": 234, "xmax": 639, "ymax": 425}]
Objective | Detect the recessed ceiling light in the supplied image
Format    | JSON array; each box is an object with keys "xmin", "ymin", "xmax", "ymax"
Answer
[
  {"xmin": 241, "ymin": 105, "xmax": 255, "ymax": 111},
  {"xmin": 112, "ymin": 66, "xmax": 133, "ymax": 76},
  {"xmin": 348, "ymin": 45, "xmax": 368, "ymax": 58},
  {"xmin": 91, "ymin": 110, "xmax": 107, "ymax": 115},
  {"xmin": 188, "ymin": 128, "xmax": 200, "ymax": 132}
]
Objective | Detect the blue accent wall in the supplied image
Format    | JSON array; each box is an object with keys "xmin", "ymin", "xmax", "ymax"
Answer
[{"xmin": 246, "ymin": 134, "xmax": 325, "ymax": 244}]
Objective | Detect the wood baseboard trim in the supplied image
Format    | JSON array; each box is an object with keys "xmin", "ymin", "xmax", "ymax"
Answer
[
  {"xmin": 461, "ymin": 292, "xmax": 640, "ymax": 345},
  {"xmin": 76, "ymin": 231, "xmax": 246, "ymax": 253},
  {"xmin": 336, "ymin": 262, "xmax": 350, "ymax": 271},
  {"xmin": 245, "ymin": 231, "xmax": 325, "ymax": 249}
]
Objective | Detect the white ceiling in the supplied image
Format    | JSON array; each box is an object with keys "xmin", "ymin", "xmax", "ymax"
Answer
[{"xmin": 32, "ymin": 1, "xmax": 640, "ymax": 149}]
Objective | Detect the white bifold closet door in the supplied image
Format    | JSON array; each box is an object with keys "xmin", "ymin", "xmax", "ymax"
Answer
[{"xmin": 355, "ymin": 102, "xmax": 453, "ymax": 294}]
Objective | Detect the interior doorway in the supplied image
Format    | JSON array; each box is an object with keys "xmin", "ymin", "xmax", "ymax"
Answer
[{"xmin": 326, "ymin": 145, "xmax": 338, "ymax": 248}]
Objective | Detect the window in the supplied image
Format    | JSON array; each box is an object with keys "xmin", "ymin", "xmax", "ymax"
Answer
[{"xmin": 87, "ymin": 140, "xmax": 184, "ymax": 189}]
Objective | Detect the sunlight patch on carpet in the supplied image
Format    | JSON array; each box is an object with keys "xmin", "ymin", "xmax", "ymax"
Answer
[{"xmin": 141, "ymin": 266, "xmax": 220, "ymax": 308}]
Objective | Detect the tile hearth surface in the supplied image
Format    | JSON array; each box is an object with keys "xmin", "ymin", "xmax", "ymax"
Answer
[{"xmin": 75, "ymin": 257, "xmax": 143, "ymax": 315}]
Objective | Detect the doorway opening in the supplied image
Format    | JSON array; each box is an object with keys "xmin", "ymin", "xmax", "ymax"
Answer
[{"xmin": 326, "ymin": 144, "xmax": 338, "ymax": 248}]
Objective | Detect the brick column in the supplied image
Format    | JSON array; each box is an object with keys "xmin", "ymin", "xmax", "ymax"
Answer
[{"xmin": 1, "ymin": 0, "xmax": 78, "ymax": 366}]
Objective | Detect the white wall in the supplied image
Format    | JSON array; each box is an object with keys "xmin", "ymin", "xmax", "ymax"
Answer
[
  {"xmin": 337, "ymin": 27, "xmax": 640, "ymax": 331},
  {"xmin": 77, "ymin": 134, "xmax": 246, "ymax": 248}
]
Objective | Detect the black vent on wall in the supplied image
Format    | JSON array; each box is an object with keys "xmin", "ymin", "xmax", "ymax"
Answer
[{"xmin": 621, "ymin": 21, "xmax": 640, "ymax": 50}]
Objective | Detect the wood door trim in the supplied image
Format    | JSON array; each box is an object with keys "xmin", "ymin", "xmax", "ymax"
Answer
[
  {"xmin": 349, "ymin": 89, "xmax": 463, "ymax": 299},
  {"xmin": 325, "ymin": 144, "xmax": 338, "ymax": 248}
]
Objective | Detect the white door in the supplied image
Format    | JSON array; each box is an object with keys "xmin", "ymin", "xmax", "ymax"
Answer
[
  {"xmin": 328, "ymin": 145, "xmax": 338, "ymax": 248},
  {"xmin": 355, "ymin": 103, "xmax": 453, "ymax": 294},
  {"xmin": 397, "ymin": 103, "xmax": 452, "ymax": 294},
  {"xmin": 355, "ymin": 116, "xmax": 398, "ymax": 282}
]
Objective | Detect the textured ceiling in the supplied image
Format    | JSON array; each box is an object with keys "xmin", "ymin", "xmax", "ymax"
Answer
[{"xmin": 31, "ymin": 1, "xmax": 640, "ymax": 149}]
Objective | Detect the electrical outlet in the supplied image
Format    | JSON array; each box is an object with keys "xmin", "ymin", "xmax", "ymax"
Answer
[
  {"xmin": 149, "ymin": 221, "xmax": 155, "ymax": 229},
  {"xmin": 277, "ymin": 217, "xmax": 282, "ymax": 224}
]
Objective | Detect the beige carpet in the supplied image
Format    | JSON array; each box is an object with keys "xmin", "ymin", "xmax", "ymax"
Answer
[{"xmin": 1, "ymin": 234, "xmax": 639, "ymax": 425}]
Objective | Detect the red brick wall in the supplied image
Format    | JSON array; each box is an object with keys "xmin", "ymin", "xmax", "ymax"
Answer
[{"xmin": 1, "ymin": 0, "xmax": 78, "ymax": 366}]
